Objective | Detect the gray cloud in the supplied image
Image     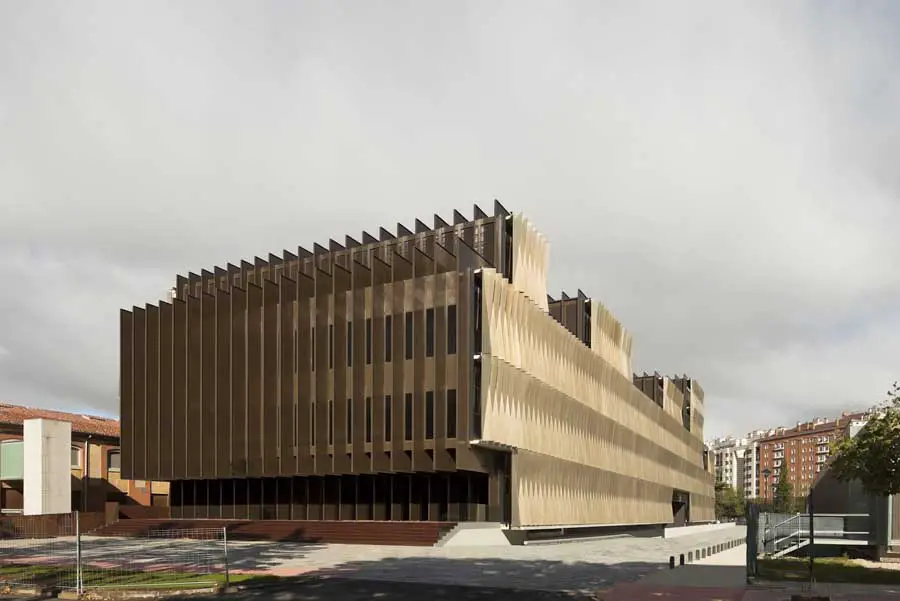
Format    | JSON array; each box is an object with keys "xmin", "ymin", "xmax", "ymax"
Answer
[{"xmin": 1, "ymin": 0, "xmax": 899, "ymax": 437}]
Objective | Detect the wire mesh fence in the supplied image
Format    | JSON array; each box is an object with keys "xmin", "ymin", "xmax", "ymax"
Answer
[
  {"xmin": 0, "ymin": 512, "xmax": 78, "ymax": 591},
  {"xmin": 0, "ymin": 513, "xmax": 229, "ymax": 595},
  {"xmin": 79, "ymin": 527, "xmax": 227, "ymax": 590}
]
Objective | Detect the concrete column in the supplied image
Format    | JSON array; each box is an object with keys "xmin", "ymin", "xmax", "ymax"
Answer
[{"xmin": 24, "ymin": 418, "xmax": 72, "ymax": 516}]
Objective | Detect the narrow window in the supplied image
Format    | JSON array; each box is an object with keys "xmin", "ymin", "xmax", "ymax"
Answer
[
  {"xmin": 311, "ymin": 400, "xmax": 317, "ymax": 445},
  {"xmin": 311, "ymin": 326, "xmax": 315, "ymax": 371},
  {"xmin": 447, "ymin": 389, "xmax": 457, "ymax": 438},
  {"xmin": 425, "ymin": 391, "xmax": 434, "ymax": 439},
  {"xmin": 425, "ymin": 308, "xmax": 435, "ymax": 357},
  {"xmin": 107, "ymin": 451, "xmax": 121, "ymax": 472},
  {"xmin": 473, "ymin": 272, "xmax": 483, "ymax": 355},
  {"xmin": 328, "ymin": 324, "xmax": 334, "ymax": 369},
  {"xmin": 447, "ymin": 305, "xmax": 457, "ymax": 355},
  {"xmin": 365, "ymin": 318, "xmax": 372, "ymax": 365},
  {"xmin": 404, "ymin": 393, "xmax": 413, "ymax": 441},
  {"xmin": 347, "ymin": 398, "xmax": 353, "ymax": 441},
  {"xmin": 293, "ymin": 328, "xmax": 298, "ymax": 373},
  {"xmin": 347, "ymin": 322, "xmax": 353, "ymax": 367},
  {"xmin": 405, "ymin": 312, "xmax": 414, "ymax": 360},
  {"xmin": 365, "ymin": 397, "xmax": 372, "ymax": 443},
  {"xmin": 327, "ymin": 400, "xmax": 334, "ymax": 445},
  {"xmin": 472, "ymin": 360, "xmax": 482, "ymax": 439},
  {"xmin": 385, "ymin": 315, "xmax": 393, "ymax": 362},
  {"xmin": 385, "ymin": 395, "xmax": 392, "ymax": 442}
]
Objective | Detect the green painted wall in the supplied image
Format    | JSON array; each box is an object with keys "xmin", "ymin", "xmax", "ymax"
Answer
[{"xmin": 0, "ymin": 441, "xmax": 24, "ymax": 480}]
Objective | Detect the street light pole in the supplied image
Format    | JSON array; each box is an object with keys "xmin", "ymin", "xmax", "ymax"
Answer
[{"xmin": 761, "ymin": 467, "xmax": 772, "ymax": 553}]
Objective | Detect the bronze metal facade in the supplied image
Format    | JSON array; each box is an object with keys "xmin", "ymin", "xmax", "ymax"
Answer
[{"xmin": 121, "ymin": 201, "xmax": 714, "ymax": 526}]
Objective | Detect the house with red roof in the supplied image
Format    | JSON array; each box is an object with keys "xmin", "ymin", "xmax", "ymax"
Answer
[{"xmin": 0, "ymin": 402, "xmax": 168, "ymax": 514}]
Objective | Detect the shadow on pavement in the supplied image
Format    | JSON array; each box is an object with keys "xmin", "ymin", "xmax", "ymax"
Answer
[{"xmin": 163, "ymin": 555, "xmax": 751, "ymax": 601}]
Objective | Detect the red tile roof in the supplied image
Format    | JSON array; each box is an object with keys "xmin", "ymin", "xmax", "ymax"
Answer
[{"xmin": 0, "ymin": 403, "xmax": 120, "ymax": 438}]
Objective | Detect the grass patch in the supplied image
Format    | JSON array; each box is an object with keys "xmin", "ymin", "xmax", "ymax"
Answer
[
  {"xmin": 758, "ymin": 557, "xmax": 900, "ymax": 585},
  {"xmin": 0, "ymin": 565, "xmax": 277, "ymax": 590}
]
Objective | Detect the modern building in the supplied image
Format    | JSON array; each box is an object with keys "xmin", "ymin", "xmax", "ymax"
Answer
[
  {"xmin": 120, "ymin": 202, "xmax": 714, "ymax": 529},
  {"xmin": 758, "ymin": 412, "xmax": 866, "ymax": 501},
  {"xmin": 0, "ymin": 403, "xmax": 168, "ymax": 514}
]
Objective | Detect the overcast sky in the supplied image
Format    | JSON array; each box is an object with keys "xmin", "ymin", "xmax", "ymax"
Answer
[{"xmin": 1, "ymin": 1, "xmax": 899, "ymax": 439}]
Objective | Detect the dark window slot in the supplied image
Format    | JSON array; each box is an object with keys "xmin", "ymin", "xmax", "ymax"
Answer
[
  {"xmin": 447, "ymin": 304, "xmax": 457, "ymax": 355},
  {"xmin": 404, "ymin": 393, "xmax": 413, "ymax": 441},
  {"xmin": 347, "ymin": 398, "xmax": 353, "ymax": 441},
  {"xmin": 425, "ymin": 391, "xmax": 434, "ymax": 439},
  {"xmin": 405, "ymin": 312, "xmax": 414, "ymax": 360},
  {"xmin": 365, "ymin": 318, "xmax": 372, "ymax": 365},
  {"xmin": 365, "ymin": 397, "xmax": 372, "ymax": 443},
  {"xmin": 347, "ymin": 322, "xmax": 353, "ymax": 367},
  {"xmin": 327, "ymin": 400, "xmax": 334, "ymax": 445},
  {"xmin": 471, "ymin": 360, "xmax": 482, "ymax": 439},
  {"xmin": 328, "ymin": 324, "xmax": 334, "ymax": 369},
  {"xmin": 473, "ymin": 274, "xmax": 483, "ymax": 355},
  {"xmin": 385, "ymin": 315, "xmax": 393, "ymax": 362},
  {"xmin": 425, "ymin": 308, "xmax": 435, "ymax": 357},
  {"xmin": 447, "ymin": 389, "xmax": 457, "ymax": 439},
  {"xmin": 385, "ymin": 395, "xmax": 392, "ymax": 442},
  {"xmin": 311, "ymin": 400, "xmax": 317, "ymax": 445}
]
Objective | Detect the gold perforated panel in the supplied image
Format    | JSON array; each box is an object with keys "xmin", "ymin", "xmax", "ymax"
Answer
[
  {"xmin": 510, "ymin": 213, "xmax": 550, "ymax": 312},
  {"xmin": 589, "ymin": 300, "xmax": 633, "ymax": 378},
  {"xmin": 479, "ymin": 268, "xmax": 714, "ymax": 526}
]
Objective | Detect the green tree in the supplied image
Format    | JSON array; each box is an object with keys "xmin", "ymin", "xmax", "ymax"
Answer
[
  {"xmin": 830, "ymin": 382, "xmax": 900, "ymax": 496},
  {"xmin": 773, "ymin": 464, "xmax": 794, "ymax": 513},
  {"xmin": 715, "ymin": 482, "xmax": 743, "ymax": 519}
]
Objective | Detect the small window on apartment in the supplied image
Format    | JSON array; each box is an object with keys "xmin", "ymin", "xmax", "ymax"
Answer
[
  {"xmin": 425, "ymin": 391, "xmax": 435, "ymax": 439},
  {"xmin": 404, "ymin": 393, "xmax": 413, "ymax": 441},
  {"xmin": 365, "ymin": 397, "xmax": 372, "ymax": 443},
  {"xmin": 385, "ymin": 395, "xmax": 393, "ymax": 442},
  {"xmin": 347, "ymin": 322, "xmax": 353, "ymax": 367},
  {"xmin": 447, "ymin": 305, "xmax": 457, "ymax": 355},
  {"xmin": 71, "ymin": 446, "xmax": 81, "ymax": 469},
  {"xmin": 293, "ymin": 328, "xmax": 298, "ymax": 373},
  {"xmin": 311, "ymin": 400, "xmax": 317, "ymax": 445},
  {"xmin": 328, "ymin": 324, "xmax": 334, "ymax": 369},
  {"xmin": 347, "ymin": 398, "xmax": 353, "ymax": 441},
  {"xmin": 107, "ymin": 451, "xmax": 121, "ymax": 472},
  {"xmin": 447, "ymin": 389, "xmax": 457, "ymax": 439},
  {"xmin": 425, "ymin": 309, "xmax": 435, "ymax": 357},
  {"xmin": 327, "ymin": 400, "xmax": 334, "ymax": 445},
  {"xmin": 311, "ymin": 326, "xmax": 316, "ymax": 371},
  {"xmin": 405, "ymin": 312, "xmax": 414, "ymax": 359},
  {"xmin": 385, "ymin": 315, "xmax": 393, "ymax": 362},
  {"xmin": 365, "ymin": 318, "xmax": 372, "ymax": 365}
]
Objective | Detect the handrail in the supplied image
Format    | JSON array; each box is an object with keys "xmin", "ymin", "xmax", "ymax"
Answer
[{"xmin": 766, "ymin": 513, "xmax": 802, "ymax": 531}]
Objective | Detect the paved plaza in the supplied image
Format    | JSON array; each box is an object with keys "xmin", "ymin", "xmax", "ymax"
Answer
[{"xmin": 221, "ymin": 525, "xmax": 747, "ymax": 591}]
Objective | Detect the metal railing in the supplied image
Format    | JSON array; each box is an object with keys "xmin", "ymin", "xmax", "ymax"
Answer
[{"xmin": 759, "ymin": 512, "xmax": 871, "ymax": 557}]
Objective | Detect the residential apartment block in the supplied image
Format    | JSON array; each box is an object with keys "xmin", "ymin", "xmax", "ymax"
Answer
[
  {"xmin": 0, "ymin": 403, "xmax": 168, "ymax": 514},
  {"xmin": 706, "ymin": 429, "xmax": 772, "ymax": 498},
  {"xmin": 758, "ymin": 412, "xmax": 866, "ymax": 500},
  {"xmin": 120, "ymin": 202, "xmax": 714, "ymax": 529}
]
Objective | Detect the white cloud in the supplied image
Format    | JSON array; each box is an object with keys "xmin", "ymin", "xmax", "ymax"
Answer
[{"xmin": 1, "ymin": 0, "xmax": 899, "ymax": 437}]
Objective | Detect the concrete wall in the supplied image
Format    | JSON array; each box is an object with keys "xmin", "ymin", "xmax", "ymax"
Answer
[
  {"xmin": 24, "ymin": 418, "xmax": 72, "ymax": 515},
  {"xmin": 664, "ymin": 522, "xmax": 735, "ymax": 538}
]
